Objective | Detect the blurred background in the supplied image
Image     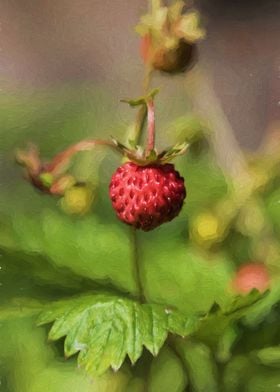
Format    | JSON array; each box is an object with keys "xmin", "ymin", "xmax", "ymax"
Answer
[
  {"xmin": 1, "ymin": 0, "xmax": 280, "ymax": 148},
  {"xmin": 0, "ymin": 1, "xmax": 280, "ymax": 391}
]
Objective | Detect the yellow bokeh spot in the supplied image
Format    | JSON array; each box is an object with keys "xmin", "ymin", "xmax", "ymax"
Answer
[
  {"xmin": 193, "ymin": 212, "xmax": 221, "ymax": 242},
  {"xmin": 61, "ymin": 185, "xmax": 94, "ymax": 215}
]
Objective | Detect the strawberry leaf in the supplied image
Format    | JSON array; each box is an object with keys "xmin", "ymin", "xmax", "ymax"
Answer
[
  {"xmin": 37, "ymin": 292, "xmax": 199, "ymax": 376},
  {"xmin": 222, "ymin": 289, "xmax": 269, "ymax": 317},
  {"xmin": 195, "ymin": 289, "xmax": 269, "ymax": 349}
]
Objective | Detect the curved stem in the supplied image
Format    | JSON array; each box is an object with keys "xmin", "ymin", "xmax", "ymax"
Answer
[
  {"xmin": 131, "ymin": 228, "xmax": 145, "ymax": 303},
  {"xmin": 46, "ymin": 139, "xmax": 120, "ymax": 176},
  {"xmin": 127, "ymin": 65, "xmax": 152, "ymax": 147}
]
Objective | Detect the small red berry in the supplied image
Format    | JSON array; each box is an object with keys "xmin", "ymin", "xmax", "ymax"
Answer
[
  {"xmin": 232, "ymin": 263, "xmax": 270, "ymax": 294},
  {"xmin": 109, "ymin": 162, "xmax": 186, "ymax": 231}
]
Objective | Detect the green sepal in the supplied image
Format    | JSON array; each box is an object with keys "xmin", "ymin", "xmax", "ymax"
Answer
[
  {"xmin": 157, "ymin": 140, "xmax": 189, "ymax": 162},
  {"xmin": 121, "ymin": 89, "xmax": 159, "ymax": 107},
  {"xmin": 111, "ymin": 137, "xmax": 189, "ymax": 165},
  {"xmin": 39, "ymin": 172, "xmax": 54, "ymax": 188}
]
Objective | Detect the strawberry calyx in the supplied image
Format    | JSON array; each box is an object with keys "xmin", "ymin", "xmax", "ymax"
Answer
[{"xmin": 111, "ymin": 137, "xmax": 188, "ymax": 165}]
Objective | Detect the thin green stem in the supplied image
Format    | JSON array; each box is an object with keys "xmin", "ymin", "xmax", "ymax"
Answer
[
  {"xmin": 129, "ymin": 65, "xmax": 153, "ymax": 304},
  {"xmin": 129, "ymin": 105, "xmax": 147, "ymax": 146},
  {"xmin": 131, "ymin": 228, "xmax": 145, "ymax": 303}
]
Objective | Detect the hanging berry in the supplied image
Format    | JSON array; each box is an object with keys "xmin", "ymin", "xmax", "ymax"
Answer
[
  {"xmin": 109, "ymin": 162, "xmax": 186, "ymax": 231},
  {"xmin": 17, "ymin": 91, "xmax": 188, "ymax": 230}
]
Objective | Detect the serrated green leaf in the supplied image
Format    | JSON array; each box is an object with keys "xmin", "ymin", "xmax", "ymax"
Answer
[
  {"xmin": 223, "ymin": 289, "xmax": 269, "ymax": 317},
  {"xmin": 195, "ymin": 290, "xmax": 269, "ymax": 349},
  {"xmin": 168, "ymin": 311, "xmax": 200, "ymax": 337},
  {"xmin": 243, "ymin": 283, "xmax": 280, "ymax": 326},
  {"xmin": 37, "ymin": 292, "xmax": 198, "ymax": 376}
]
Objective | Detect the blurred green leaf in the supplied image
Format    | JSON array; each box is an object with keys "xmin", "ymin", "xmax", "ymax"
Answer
[
  {"xmin": 147, "ymin": 346, "xmax": 188, "ymax": 392},
  {"xmin": 195, "ymin": 289, "xmax": 269, "ymax": 348},
  {"xmin": 223, "ymin": 289, "xmax": 269, "ymax": 316},
  {"xmin": 174, "ymin": 339, "xmax": 218, "ymax": 392},
  {"xmin": 216, "ymin": 326, "xmax": 239, "ymax": 363},
  {"xmin": 265, "ymin": 188, "xmax": 280, "ymax": 233},
  {"xmin": 0, "ymin": 206, "xmax": 137, "ymax": 295},
  {"xmin": 0, "ymin": 316, "xmax": 132, "ymax": 392},
  {"xmin": 223, "ymin": 355, "xmax": 253, "ymax": 392},
  {"xmin": 246, "ymin": 368, "xmax": 280, "ymax": 392},
  {"xmin": 243, "ymin": 283, "xmax": 280, "ymax": 326},
  {"xmin": 0, "ymin": 297, "xmax": 43, "ymax": 322},
  {"xmin": 253, "ymin": 346, "xmax": 280, "ymax": 368}
]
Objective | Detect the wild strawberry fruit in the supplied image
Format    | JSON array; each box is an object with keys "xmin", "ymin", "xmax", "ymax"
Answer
[
  {"xmin": 109, "ymin": 162, "xmax": 186, "ymax": 231},
  {"xmin": 232, "ymin": 263, "xmax": 270, "ymax": 294},
  {"xmin": 17, "ymin": 90, "xmax": 188, "ymax": 230}
]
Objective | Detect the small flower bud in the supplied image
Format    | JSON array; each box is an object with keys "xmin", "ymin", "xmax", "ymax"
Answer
[{"xmin": 137, "ymin": 2, "xmax": 204, "ymax": 74}]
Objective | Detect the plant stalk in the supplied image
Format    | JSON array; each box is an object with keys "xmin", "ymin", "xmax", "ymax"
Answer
[
  {"xmin": 46, "ymin": 139, "xmax": 121, "ymax": 176},
  {"xmin": 128, "ymin": 65, "xmax": 153, "ymax": 304},
  {"xmin": 129, "ymin": 105, "xmax": 147, "ymax": 146},
  {"xmin": 131, "ymin": 228, "xmax": 145, "ymax": 303},
  {"xmin": 146, "ymin": 99, "xmax": 156, "ymax": 155}
]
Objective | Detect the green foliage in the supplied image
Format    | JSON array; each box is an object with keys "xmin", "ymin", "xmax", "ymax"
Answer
[
  {"xmin": 253, "ymin": 346, "xmax": 280, "ymax": 368},
  {"xmin": 37, "ymin": 292, "xmax": 199, "ymax": 375},
  {"xmin": 174, "ymin": 339, "xmax": 218, "ymax": 392},
  {"xmin": 1, "ymin": 86, "xmax": 280, "ymax": 391},
  {"xmin": 195, "ymin": 289, "xmax": 269, "ymax": 349},
  {"xmin": 147, "ymin": 346, "xmax": 188, "ymax": 392},
  {"xmin": 0, "ymin": 316, "xmax": 132, "ymax": 392}
]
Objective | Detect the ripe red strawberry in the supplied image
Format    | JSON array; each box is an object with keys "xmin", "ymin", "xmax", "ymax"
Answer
[{"xmin": 109, "ymin": 162, "xmax": 186, "ymax": 231}]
